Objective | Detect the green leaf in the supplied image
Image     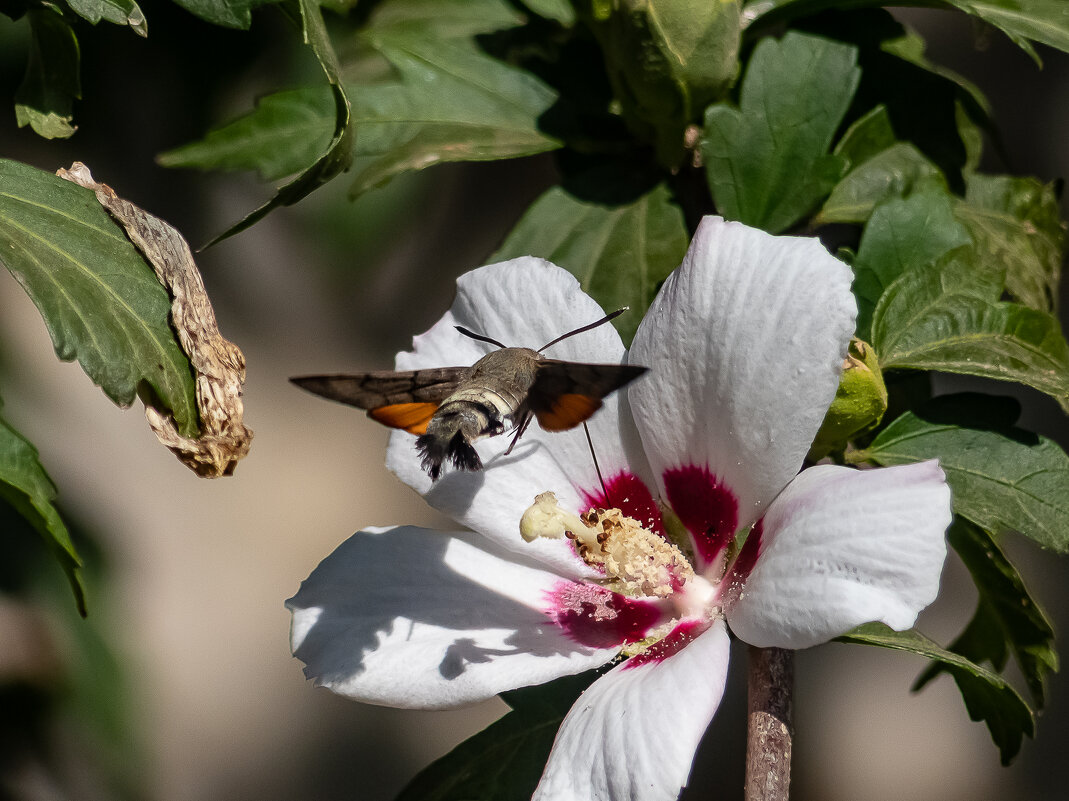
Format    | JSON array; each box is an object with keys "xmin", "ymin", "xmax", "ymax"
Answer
[
  {"xmin": 832, "ymin": 104, "xmax": 897, "ymax": 167},
  {"xmin": 780, "ymin": 9, "xmax": 986, "ymax": 192},
  {"xmin": 396, "ymin": 671, "xmax": 599, "ymax": 801},
  {"xmin": 171, "ymin": 0, "xmax": 260, "ymax": 29},
  {"xmin": 519, "ymin": 0, "xmax": 574, "ymax": 24},
  {"xmin": 576, "ymin": 0, "xmax": 742, "ymax": 167},
  {"xmin": 816, "ymin": 142, "xmax": 944, "ymax": 225},
  {"xmin": 0, "ymin": 405, "xmax": 86, "ymax": 616},
  {"xmin": 158, "ymin": 87, "xmax": 335, "ymax": 181},
  {"xmin": 702, "ymin": 31, "xmax": 859, "ymax": 233},
  {"xmin": 854, "ymin": 393, "xmax": 1069, "ymax": 553},
  {"xmin": 852, "ymin": 187, "xmax": 972, "ymax": 340},
  {"xmin": 943, "ymin": 0, "xmax": 1069, "ymax": 57},
  {"xmin": 914, "ymin": 519, "xmax": 1057, "ymax": 707},
  {"xmin": 955, "ymin": 173, "xmax": 1065, "ymax": 312},
  {"xmin": 15, "ymin": 7, "xmax": 81, "ymax": 139},
  {"xmin": 746, "ymin": 1, "xmax": 1069, "ymax": 56},
  {"xmin": 837, "ymin": 622, "xmax": 1034, "ymax": 764},
  {"xmin": 492, "ymin": 181, "xmax": 688, "ymax": 345},
  {"xmin": 871, "ymin": 257, "xmax": 1069, "ymax": 411},
  {"xmin": 0, "ymin": 159, "xmax": 198, "ymax": 435},
  {"xmin": 64, "ymin": 0, "xmax": 148, "ymax": 35},
  {"xmin": 162, "ymin": 0, "xmax": 556, "ymax": 205},
  {"xmin": 204, "ymin": 0, "xmax": 352, "ymax": 245},
  {"xmin": 348, "ymin": 24, "xmax": 559, "ymax": 196}
]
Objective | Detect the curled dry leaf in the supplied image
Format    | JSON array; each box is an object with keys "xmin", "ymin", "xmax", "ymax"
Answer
[{"xmin": 57, "ymin": 162, "xmax": 252, "ymax": 477}]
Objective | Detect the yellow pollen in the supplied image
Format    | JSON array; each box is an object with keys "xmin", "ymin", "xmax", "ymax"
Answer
[{"xmin": 520, "ymin": 492, "xmax": 695, "ymax": 598}]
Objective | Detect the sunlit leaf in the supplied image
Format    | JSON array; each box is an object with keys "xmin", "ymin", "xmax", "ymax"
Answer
[
  {"xmin": 702, "ymin": 31, "xmax": 858, "ymax": 233},
  {"xmin": 855, "ymin": 394, "xmax": 1069, "ymax": 552},
  {"xmin": 63, "ymin": 0, "xmax": 147, "ymax": 35},
  {"xmin": 852, "ymin": 187, "xmax": 971, "ymax": 339},
  {"xmin": 816, "ymin": 142, "xmax": 944, "ymax": 225},
  {"xmin": 0, "ymin": 159, "xmax": 197, "ymax": 434},
  {"xmin": 955, "ymin": 173, "xmax": 1065, "ymax": 312},
  {"xmin": 492, "ymin": 181, "xmax": 688, "ymax": 345},
  {"xmin": 871, "ymin": 257, "xmax": 1069, "ymax": 411}
]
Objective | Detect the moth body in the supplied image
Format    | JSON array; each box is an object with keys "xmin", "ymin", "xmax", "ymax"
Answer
[
  {"xmin": 290, "ymin": 310, "xmax": 647, "ymax": 481},
  {"xmin": 416, "ymin": 348, "xmax": 542, "ymax": 479}
]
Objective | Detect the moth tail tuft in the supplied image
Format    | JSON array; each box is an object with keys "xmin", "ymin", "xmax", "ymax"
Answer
[
  {"xmin": 416, "ymin": 433, "xmax": 447, "ymax": 481},
  {"xmin": 416, "ymin": 431, "xmax": 481, "ymax": 481},
  {"xmin": 448, "ymin": 431, "xmax": 482, "ymax": 473}
]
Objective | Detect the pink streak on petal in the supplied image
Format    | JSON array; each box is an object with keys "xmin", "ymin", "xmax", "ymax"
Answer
[
  {"xmin": 721, "ymin": 519, "xmax": 763, "ymax": 606},
  {"xmin": 580, "ymin": 471, "xmax": 666, "ymax": 539},
  {"xmin": 663, "ymin": 465, "xmax": 739, "ymax": 565},
  {"xmin": 623, "ymin": 619, "xmax": 709, "ymax": 669},
  {"xmin": 544, "ymin": 581, "xmax": 663, "ymax": 649}
]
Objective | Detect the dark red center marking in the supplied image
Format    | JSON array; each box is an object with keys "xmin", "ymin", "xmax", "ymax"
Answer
[
  {"xmin": 662, "ymin": 465, "xmax": 739, "ymax": 566},
  {"xmin": 544, "ymin": 581, "xmax": 662, "ymax": 649},
  {"xmin": 721, "ymin": 519, "xmax": 763, "ymax": 606},
  {"xmin": 623, "ymin": 619, "xmax": 708, "ymax": 669},
  {"xmin": 580, "ymin": 471, "xmax": 665, "ymax": 539}
]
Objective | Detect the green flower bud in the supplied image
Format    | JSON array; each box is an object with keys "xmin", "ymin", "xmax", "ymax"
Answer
[{"xmin": 809, "ymin": 338, "xmax": 887, "ymax": 460}]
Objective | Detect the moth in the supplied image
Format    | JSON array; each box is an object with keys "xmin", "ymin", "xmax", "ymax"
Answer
[{"xmin": 291, "ymin": 309, "xmax": 648, "ymax": 481}]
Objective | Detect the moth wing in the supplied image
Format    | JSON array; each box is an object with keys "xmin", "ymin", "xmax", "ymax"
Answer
[
  {"xmin": 290, "ymin": 368, "xmax": 468, "ymax": 434},
  {"xmin": 529, "ymin": 361, "xmax": 649, "ymax": 432}
]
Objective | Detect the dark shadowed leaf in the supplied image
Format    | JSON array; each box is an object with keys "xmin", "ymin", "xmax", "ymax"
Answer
[
  {"xmin": 396, "ymin": 671, "xmax": 600, "ymax": 801},
  {"xmin": 837, "ymin": 622, "xmax": 1034, "ymax": 764},
  {"xmin": 158, "ymin": 87, "xmax": 335, "ymax": 181},
  {"xmin": 348, "ymin": 25, "xmax": 559, "ymax": 196},
  {"xmin": 204, "ymin": 0, "xmax": 352, "ymax": 245},
  {"xmin": 914, "ymin": 519, "xmax": 1057, "ymax": 707},
  {"xmin": 171, "ymin": 0, "xmax": 262, "ymax": 29},
  {"xmin": 744, "ymin": 1, "xmax": 1069, "ymax": 57},
  {"xmin": 0, "ymin": 405, "xmax": 86, "ymax": 615},
  {"xmin": 832, "ymin": 104, "xmax": 897, "ymax": 167},
  {"xmin": 0, "ymin": 159, "xmax": 197, "ymax": 435},
  {"xmin": 853, "ymin": 394, "xmax": 1069, "ymax": 552},
  {"xmin": 702, "ymin": 31, "xmax": 858, "ymax": 233},
  {"xmin": 492, "ymin": 182, "xmax": 688, "ymax": 345},
  {"xmin": 15, "ymin": 7, "xmax": 81, "ymax": 139}
]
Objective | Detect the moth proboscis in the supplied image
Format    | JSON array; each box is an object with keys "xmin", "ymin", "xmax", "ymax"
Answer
[{"xmin": 291, "ymin": 309, "xmax": 648, "ymax": 480}]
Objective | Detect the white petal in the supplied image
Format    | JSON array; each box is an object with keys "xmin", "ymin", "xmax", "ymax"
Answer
[
  {"xmin": 534, "ymin": 620, "xmax": 730, "ymax": 801},
  {"xmin": 387, "ymin": 258, "xmax": 654, "ymax": 575},
  {"xmin": 287, "ymin": 526, "xmax": 618, "ymax": 708},
  {"xmin": 726, "ymin": 462, "xmax": 951, "ymax": 649},
  {"xmin": 630, "ymin": 217, "xmax": 857, "ymax": 525}
]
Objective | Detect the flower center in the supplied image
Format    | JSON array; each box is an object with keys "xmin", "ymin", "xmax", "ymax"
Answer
[{"xmin": 521, "ymin": 491, "xmax": 705, "ymax": 602}]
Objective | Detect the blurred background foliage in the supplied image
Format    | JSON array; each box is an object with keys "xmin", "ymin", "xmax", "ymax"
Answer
[{"xmin": 0, "ymin": 1, "xmax": 1068, "ymax": 800}]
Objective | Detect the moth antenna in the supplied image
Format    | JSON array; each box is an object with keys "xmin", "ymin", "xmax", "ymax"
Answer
[
  {"xmin": 455, "ymin": 325, "xmax": 508, "ymax": 350},
  {"xmin": 583, "ymin": 422, "xmax": 611, "ymax": 506},
  {"xmin": 539, "ymin": 308, "xmax": 628, "ymax": 352}
]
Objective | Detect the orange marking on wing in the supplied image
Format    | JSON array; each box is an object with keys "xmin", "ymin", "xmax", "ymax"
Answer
[
  {"xmin": 535, "ymin": 393, "xmax": 603, "ymax": 432},
  {"xmin": 368, "ymin": 402, "xmax": 438, "ymax": 435}
]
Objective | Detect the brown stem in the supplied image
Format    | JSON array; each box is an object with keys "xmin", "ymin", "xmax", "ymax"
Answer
[{"xmin": 744, "ymin": 646, "xmax": 794, "ymax": 801}]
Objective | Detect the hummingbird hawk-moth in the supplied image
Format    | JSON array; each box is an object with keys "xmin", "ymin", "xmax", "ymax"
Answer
[{"xmin": 291, "ymin": 309, "xmax": 647, "ymax": 481}]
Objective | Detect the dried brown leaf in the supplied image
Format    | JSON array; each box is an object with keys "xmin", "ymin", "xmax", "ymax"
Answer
[{"xmin": 58, "ymin": 162, "xmax": 252, "ymax": 476}]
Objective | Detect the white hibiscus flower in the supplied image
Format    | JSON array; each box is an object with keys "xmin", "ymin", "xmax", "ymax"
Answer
[{"xmin": 287, "ymin": 216, "xmax": 952, "ymax": 801}]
